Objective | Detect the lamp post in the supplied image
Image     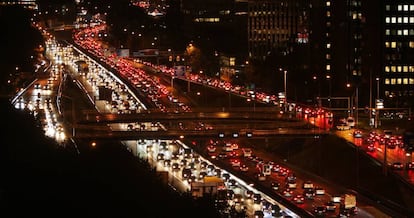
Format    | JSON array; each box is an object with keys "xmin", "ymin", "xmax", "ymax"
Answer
[
  {"xmin": 356, "ymin": 86, "xmax": 359, "ymax": 129},
  {"xmin": 284, "ymin": 70, "xmax": 287, "ymax": 112},
  {"xmin": 375, "ymin": 77, "xmax": 380, "ymax": 128},
  {"xmin": 326, "ymin": 75, "xmax": 332, "ymax": 108}
]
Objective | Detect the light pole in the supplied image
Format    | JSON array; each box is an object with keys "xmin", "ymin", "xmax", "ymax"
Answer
[
  {"xmin": 355, "ymin": 86, "xmax": 359, "ymax": 129},
  {"xmin": 375, "ymin": 77, "xmax": 380, "ymax": 128},
  {"xmin": 326, "ymin": 75, "xmax": 332, "ymax": 108},
  {"xmin": 284, "ymin": 70, "xmax": 287, "ymax": 112}
]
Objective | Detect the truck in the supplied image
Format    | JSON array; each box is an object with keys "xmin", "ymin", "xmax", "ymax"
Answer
[
  {"xmin": 191, "ymin": 176, "xmax": 225, "ymax": 198},
  {"xmin": 343, "ymin": 194, "xmax": 356, "ymax": 209},
  {"xmin": 339, "ymin": 194, "xmax": 357, "ymax": 216}
]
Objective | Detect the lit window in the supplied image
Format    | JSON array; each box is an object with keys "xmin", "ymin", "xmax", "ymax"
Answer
[
  {"xmin": 392, "ymin": 17, "xmax": 396, "ymax": 23},
  {"xmin": 391, "ymin": 42, "xmax": 396, "ymax": 48},
  {"xmin": 385, "ymin": 42, "xmax": 390, "ymax": 48},
  {"xmin": 326, "ymin": 43, "xmax": 331, "ymax": 49},
  {"xmin": 391, "ymin": 66, "xmax": 396, "ymax": 72},
  {"xmin": 386, "ymin": 29, "xmax": 390, "ymax": 35},
  {"xmin": 326, "ymin": 65, "xmax": 331, "ymax": 71},
  {"xmin": 385, "ymin": 17, "xmax": 390, "ymax": 23},
  {"xmin": 385, "ymin": 78, "xmax": 390, "ymax": 84},
  {"xmin": 410, "ymin": 66, "xmax": 414, "ymax": 72},
  {"xmin": 410, "ymin": 78, "xmax": 414, "ymax": 84},
  {"xmin": 385, "ymin": 66, "xmax": 390, "ymax": 72},
  {"xmin": 398, "ymin": 66, "xmax": 402, "ymax": 72},
  {"xmin": 398, "ymin": 5, "xmax": 402, "ymax": 11},
  {"xmin": 398, "ymin": 30, "xmax": 402, "ymax": 35},
  {"xmin": 397, "ymin": 17, "xmax": 402, "ymax": 23},
  {"xmin": 326, "ymin": 1, "xmax": 331, "ymax": 7},
  {"xmin": 385, "ymin": 5, "xmax": 390, "ymax": 11},
  {"xmin": 411, "ymin": 5, "xmax": 414, "ymax": 11},
  {"xmin": 404, "ymin": 17, "xmax": 409, "ymax": 23},
  {"xmin": 404, "ymin": 29, "xmax": 408, "ymax": 35},
  {"xmin": 404, "ymin": 5, "xmax": 409, "ymax": 11},
  {"xmin": 403, "ymin": 66, "xmax": 409, "ymax": 72},
  {"xmin": 410, "ymin": 41, "xmax": 414, "ymax": 48},
  {"xmin": 397, "ymin": 78, "xmax": 402, "ymax": 84},
  {"xmin": 403, "ymin": 78, "xmax": 408, "ymax": 84},
  {"xmin": 327, "ymin": 11, "xmax": 331, "ymax": 17},
  {"xmin": 391, "ymin": 78, "xmax": 396, "ymax": 85},
  {"xmin": 352, "ymin": 13, "xmax": 357, "ymax": 19},
  {"xmin": 326, "ymin": 54, "xmax": 331, "ymax": 60},
  {"xmin": 410, "ymin": 17, "xmax": 414, "ymax": 23}
]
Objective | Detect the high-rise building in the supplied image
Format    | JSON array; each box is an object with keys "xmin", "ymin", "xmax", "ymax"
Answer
[
  {"xmin": 247, "ymin": 0, "xmax": 310, "ymax": 60},
  {"xmin": 382, "ymin": 1, "xmax": 414, "ymax": 109}
]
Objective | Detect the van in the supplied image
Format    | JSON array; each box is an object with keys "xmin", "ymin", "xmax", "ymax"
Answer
[
  {"xmin": 384, "ymin": 130, "xmax": 393, "ymax": 138},
  {"xmin": 346, "ymin": 117, "xmax": 355, "ymax": 128}
]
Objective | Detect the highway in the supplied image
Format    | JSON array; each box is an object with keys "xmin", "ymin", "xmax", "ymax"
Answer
[{"xmin": 11, "ymin": 22, "xmax": 411, "ymax": 217}]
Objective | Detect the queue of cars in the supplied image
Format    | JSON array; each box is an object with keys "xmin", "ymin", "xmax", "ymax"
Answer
[
  {"xmin": 72, "ymin": 22, "xmax": 361, "ymax": 217},
  {"xmin": 134, "ymin": 139, "xmax": 297, "ymax": 218},
  {"xmin": 202, "ymin": 140, "xmax": 358, "ymax": 217}
]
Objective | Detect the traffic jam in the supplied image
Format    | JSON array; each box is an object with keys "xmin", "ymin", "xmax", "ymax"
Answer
[{"xmin": 70, "ymin": 22, "xmax": 361, "ymax": 217}]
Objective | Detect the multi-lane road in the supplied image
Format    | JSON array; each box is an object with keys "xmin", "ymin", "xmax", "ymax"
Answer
[{"xmin": 11, "ymin": 24, "xmax": 414, "ymax": 217}]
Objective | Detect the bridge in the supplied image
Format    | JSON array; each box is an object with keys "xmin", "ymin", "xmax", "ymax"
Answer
[
  {"xmin": 74, "ymin": 128, "xmax": 329, "ymax": 141},
  {"xmin": 77, "ymin": 109, "xmax": 306, "ymax": 124}
]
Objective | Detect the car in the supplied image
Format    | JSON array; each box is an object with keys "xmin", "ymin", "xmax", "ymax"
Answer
[
  {"xmin": 253, "ymin": 193, "xmax": 262, "ymax": 204},
  {"xmin": 283, "ymin": 188, "xmax": 293, "ymax": 198},
  {"xmin": 346, "ymin": 117, "xmax": 355, "ymax": 128},
  {"xmin": 245, "ymin": 190, "xmax": 254, "ymax": 198},
  {"xmin": 171, "ymin": 163, "xmax": 180, "ymax": 171},
  {"xmin": 163, "ymin": 159, "xmax": 171, "ymax": 167},
  {"xmin": 336, "ymin": 123, "xmax": 351, "ymax": 130},
  {"xmin": 314, "ymin": 205, "xmax": 326, "ymax": 216},
  {"xmin": 187, "ymin": 175, "xmax": 196, "ymax": 183},
  {"xmin": 240, "ymin": 164, "xmax": 249, "ymax": 172},
  {"xmin": 156, "ymin": 153, "xmax": 164, "ymax": 161},
  {"xmin": 226, "ymin": 189, "xmax": 235, "ymax": 199},
  {"xmin": 230, "ymin": 159, "xmax": 241, "ymax": 167},
  {"xmin": 242, "ymin": 148, "xmax": 252, "ymax": 157},
  {"xmin": 325, "ymin": 201, "xmax": 336, "ymax": 211},
  {"xmin": 391, "ymin": 162, "xmax": 404, "ymax": 170},
  {"xmin": 407, "ymin": 161, "xmax": 414, "ymax": 170},
  {"xmin": 207, "ymin": 145, "xmax": 216, "ymax": 152},
  {"xmin": 233, "ymin": 193, "xmax": 244, "ymax": 204},
  {"xmin": 286, "ymin": 180, "xmax": 297, "ymax": 189},
  {"xmin": 271, "ymin": 204, "xmax": 283, "ymax": 217},
  {"xmin": 182, "ymin": 168, "xmax": 192, "ymax": 179},
  {"xmin": 271, "ymin": 182, "xmax": 281, "ymax": 190},
  {"xmin": 367, "ymin": 144, "xmax": 375, "ymax": 152},
  {"xmin": 303, "ymin": 180, "xmax": 314, "ymax": 189},
  {"xmin": 293, "ymin": 194, "xmax": 305, "ymax": 204},
  {"xmin": 257, "ymin": 173, "xmax": 266, "ymax": 181},
  {"xmin": 227, "ymin": 178, "xmax": 237, "ymax": 187},
  {"xmin": 218, "ymin": 152, "xmax": 228, "ymax": 159},
  {"xmin": 353, "ymin": 130, "xmax": 363, "ymax": 138},
  {"xmin": 303, "ymin": 188, "xmax": 315, "ymax": 199},
  {"xmin": 198, "ymin": 171, "xmax": 208, "ymax": 180},
  {"xmin": 253, "ymin": 210, "xmax": 264, "ymax": 218},
  {"xmin": 221, "ymin": 173, "xmax": 230, "ymax": 181},
  {"xmin": 315, "ymin": 187, "xmax": 325, "ymax": 195}
]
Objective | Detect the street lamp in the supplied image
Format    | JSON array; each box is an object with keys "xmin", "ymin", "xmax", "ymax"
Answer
[
  {"xmin": 375, "ymin": 77, "xmax": 380, "ymax": 128},
  {"xmin": 279, "ymin": 68, "xmax": 287, "ymax": 112},
  {"xmin": 326, "ymin": 75, "xmax": 332, "ymax": 108}
]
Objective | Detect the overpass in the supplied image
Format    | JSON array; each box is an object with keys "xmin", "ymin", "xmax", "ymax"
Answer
[
  {"xmin": 77, "ymin": 110, "xmax": 306, "ymax": 125},
  {"xmin": 73, "ymin": 127, "xmax": 329, "ymax": 141}
]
